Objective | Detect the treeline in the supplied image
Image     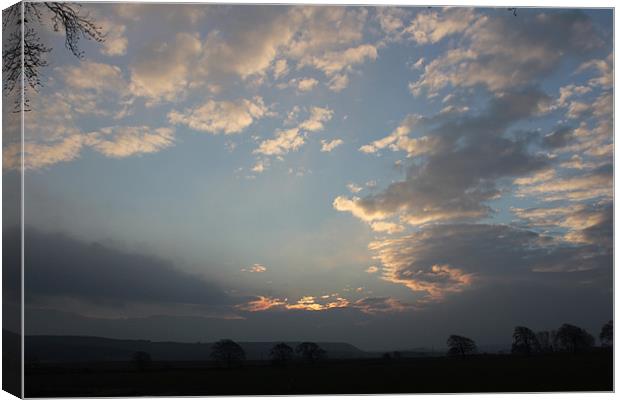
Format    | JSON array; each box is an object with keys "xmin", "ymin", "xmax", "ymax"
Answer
[
  {"xmin": 447, "ymin": 320, "xmax": 613, "ymax": 357},
  {"xmin": 129, "ymin": 320, "xmax": 613, "ymax": 369},
  {"xmin": 131, "ymin": 340, "xmax": 327, "ymax": 369}
]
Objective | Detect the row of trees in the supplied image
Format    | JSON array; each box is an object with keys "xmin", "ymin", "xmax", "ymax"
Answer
[
  {"xmin": 447, "ymin": 321, "xmax": 613, "ymax": 357},
  {"xmin": 132, "ymin": 340, "xmax": 328, "ymax": 369}
]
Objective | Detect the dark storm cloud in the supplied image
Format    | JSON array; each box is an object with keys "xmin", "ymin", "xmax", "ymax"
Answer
[
  {"xmin": 543, "ymin": 126, "xmax": 575, "ymax": 148},
  {"xmin": 17, "ymin": 227, "xmax": 233, "ymax": 306},
  {"xmin": 579, "ymin": 202, "xmax": 613, "ymax": 248},
  {"xmin": 26, "ymin": 277, "xmax": 612, "ymax": 351},
  {"xmin": 372, "ymin": 223, "xmax": 611, "ymax": 301},
  {"xmin": 347, "ymin": 88, "xmax": 551, "ymax": 224}
]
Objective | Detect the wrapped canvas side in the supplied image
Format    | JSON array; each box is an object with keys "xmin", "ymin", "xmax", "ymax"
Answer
[{"xmin": 2, "ymin": 2, "xmax": 24, "ymax": 398}]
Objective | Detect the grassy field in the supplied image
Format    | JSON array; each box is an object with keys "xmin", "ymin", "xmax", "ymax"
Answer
[{"xmin": 25, "ymin": 351, "xmax": 613, "ymax": 397}]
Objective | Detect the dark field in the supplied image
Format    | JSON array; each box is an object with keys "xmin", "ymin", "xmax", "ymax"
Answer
[{"xmin": 25, "ymin": 351, "xmax": 613, "ymax": 397}]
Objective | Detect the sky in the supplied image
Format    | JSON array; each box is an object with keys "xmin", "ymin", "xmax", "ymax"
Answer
[{"xmin": 2, "ymin": 4, "xmax": 613, "ymax": 351}]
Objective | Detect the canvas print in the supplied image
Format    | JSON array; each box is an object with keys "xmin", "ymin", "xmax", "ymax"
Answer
[{"xmin": 1, "ymin": 2, "xmax": 614, "ymax": 397}]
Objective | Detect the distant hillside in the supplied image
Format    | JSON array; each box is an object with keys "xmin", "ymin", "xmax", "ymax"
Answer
[{"xmin": 25, "ymin": 335, "xmax": 368, "ymax": 362}]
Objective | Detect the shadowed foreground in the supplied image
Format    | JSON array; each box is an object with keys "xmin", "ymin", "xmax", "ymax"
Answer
[{"xmin": 26, "ymin": 351, "xmax": 612, "ymax": 397}]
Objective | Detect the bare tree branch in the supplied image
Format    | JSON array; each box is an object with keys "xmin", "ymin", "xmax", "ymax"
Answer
[{"xmin": 2, "ymin": 2, "xmax": 106, "ymax": 111}]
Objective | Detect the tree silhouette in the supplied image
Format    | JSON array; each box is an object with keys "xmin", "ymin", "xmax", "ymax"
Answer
[
  {"xmin": 270, "ymin": 342, "xmax": 294, "ymax": 366},
  {"xmin": 536, "ymin": 331, "xmax": 553, "ymax": 353},
  {"xmin": 553, "ymin": 324, "xmax": 594, "ymax": 353},
  {"xmin": 511, "ymin": 326, "xmax": 541, "ymax": 355},
  {"xmin": 210, "ymin": 339, "xmax": 245, "ymax": 368},
  {"xmin": 2, "ymin": 2, "xmax": 105, "ymax": 109},
  {"xmin": 131, "ymin": 351, "xmax": 152, "ymax": 371},
  {"xmin": 599, "ymin": 320, "xmax": 613, "ymax": 348},
  {"xmin": 295, "ymin": 342, "xmax": 326, "ymax": 363},
  {"xmin": 446, "ymin": 335, "xmax": 477, "ymax": 357}
]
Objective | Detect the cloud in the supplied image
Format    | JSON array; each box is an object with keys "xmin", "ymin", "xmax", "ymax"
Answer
[
  {"xmin": 347, "ymin": 183, "xmax": 363, "ymax": 193},
  {"xmin": 516, "ymin": 164, "xmax": 612, "ymax": 202},
  {"xmin": 333, "ymin": 196, "xmax": 390, "ymax": 222},
  {"xmin": 59, "ymin": 61, "xmax": 127, "ymax": 93},
  {"xmin": 366, "ymin": 266, "xmax": 379, "ymax": 274},
  {"xmin": 4, "ymin": 136, "xmax": 84, "ymax": 171},
  {"xmin": 369, "ymin": 221, "xmax": 405, "ymax": 234},
  {"xmin": 404, "ymin": 7, "xmax": 476, "ymax": 44},
  {"xmin": 300, "ymin": 43, "xmax": 378, "ymax": 78},
  {"xmin": 253, "ymin": 106, "xmax": 334, "ymax": 166},
  {"xmin": 242, "ymin": 264, "xmax": 267, "ymax": 273},
  {"xmin": 237, "ymin": 294, "xmax": 350, "ymax": 312},
  {"xmin": 112, "ymin": 3, "xmax": 208, "ymax": 26},
  {"xmin": 254, "ymin": 128, "xmax": 304, "ymax": 156},
  {"xmin": 409, "ymin": 10, "xmax": 603, "ymax": 96},
  {"xmin": 99, "ymin": 18, "xmax": 128, "ymax": 56},
  {"xmin": 297, "ymin": 77, "xmax": 319, "ymax": 92},
  {"xmin": 320, "ymin": 138, "xmax": 343, "ymax": 152},
  {"xmin": 368, "ymin": 223, "xmax": 611, "ymax": 302},
  {"xmin": 236, "ymin": 296, "xmax": 287, "ymax": 312},
  {"xmin": 198, "ymin": 6, "xmax": 374, "ymax": 92},
  {"xmin": 86, "ymin": 126, "xmax": 175, "ymax": 158},
  {"xmin": 168, "ymin": 97, "xmax": 271, "ymax": 134},
  {"xmin": 298, "ymin": 106, "xmax": 334, "ymax": 132},
  {"xmin": 18, "ymin": 228, "xmax": 232, "ymax": 306},
  {"xmin": 359, "ymin": 114, "xmax": 440, "ymax": 157},
  {"xmin": 56, "ymin": 61, "xmax": 134, "ymax": 119},
  {"xmin": 3, "ymin": 123, "xmax": 175, "ymax": 171},
  {"xmin": 576, "ymin": 53, "xmax": 612, "ymax": 89},
  {"xmin": 129, "ymin": 32, "xmax": 202, "ymax": 103},
  {"xmin": 341, "ymin": 88, "xmax": 551, "ymax": 226},
  {"xmin": 513, "ymin": 201, "xmax": 612, "ymax": 247},
  {"xmin": 272, "ymin": 59, "xmax": 289, "ymax": 79},
  {"xmin": 352, "ymin": 297, "xmax": 413, "ymax": 314}
]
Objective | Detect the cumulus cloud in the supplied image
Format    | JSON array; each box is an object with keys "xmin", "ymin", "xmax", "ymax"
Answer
[
  {"xmin": 272, "ymin": 59, "xmax": 289, "ymax": 79},
  {"xmin": 85, "ymin": 127, "xmax": 175, "ymax": 158},
  {"xmin": 320, "ymin": 138, "xmax": 343, "ymax": 152},
  {"xmin": 576, "ymin": 53, "xmax": 613, "ymax": 89},
  {"xmin": 404, "ymin": 7, "xmax": 476, "ymax": 44},
  {"xmin": 359, "ymin": 114, "xmax": 439, "ymax": 157},
  {"xmin": 4, "ymin": 136, "xmax": 84, "ymax": 171},
  {"xmin": 99, "ymin": 18, "xmax": 128, "ymax": 56},
  {"xmin": 56, "ymin": 61, "xmax": 134, "ymax": 119},
  {"xmin": 168, "ymin": 97, "xmax": 271, "ymax": 135},
  {"xmin": 253, "ymin": 106, "xmax": 334, "ymax": 169},
  {"xmin": 4, "ymin": 122, "xmax": 175, "ymax": 170},
  {"xmin": 297, "ymin": 77, "xmax": 319, "ymax": 92},
  {"xmin": 129, "ymin": 32, "xmax": 202, "ymax": 103},
  {"xmin": 300, "ymin": 43, "xmax": 377, "ymax": 79},
  {"xmin": 409, "ymin": 10, "xmax": 603, "ymax": 96},
  {"xmin": 254, "ymin": 128, "xmax": 305, "ymax": 156}
]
